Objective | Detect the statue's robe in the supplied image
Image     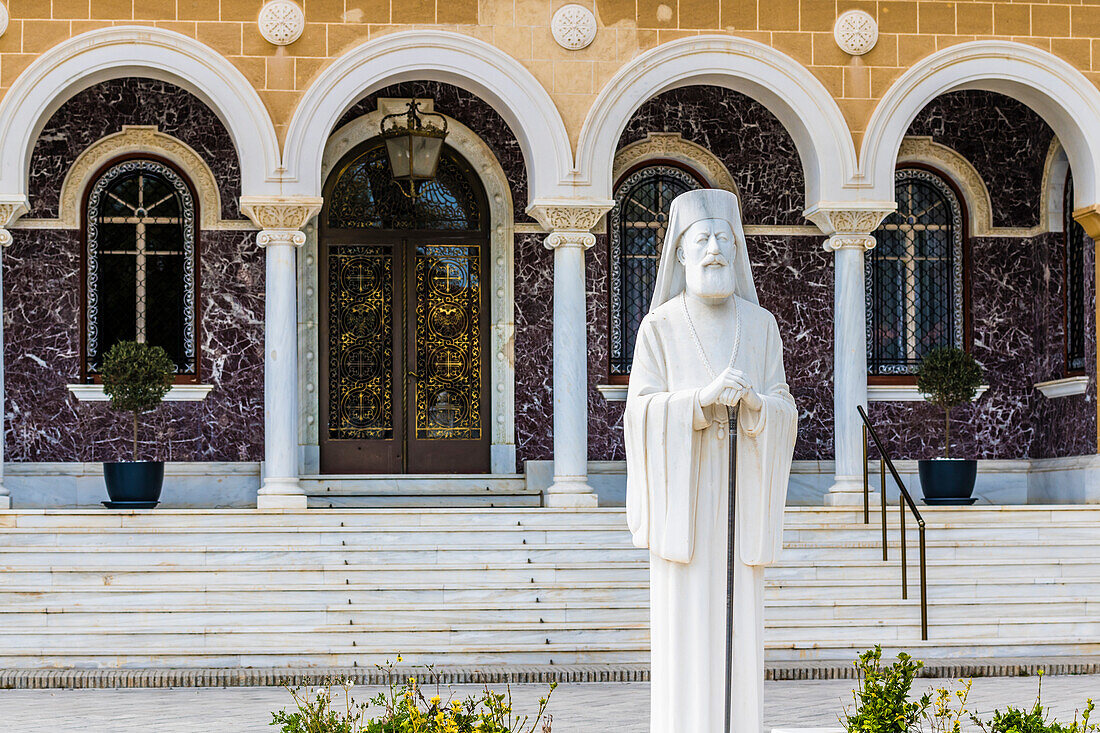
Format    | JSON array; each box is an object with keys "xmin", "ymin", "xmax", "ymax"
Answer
[{"xmin": 625, "ymin": 295, "xmax": 797, "ymax": 733}]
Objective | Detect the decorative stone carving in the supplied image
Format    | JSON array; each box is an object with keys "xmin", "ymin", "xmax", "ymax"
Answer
[
  {"xmin": 258, "ymin": 0, "xmax": 305, "ymax": 46},
  {"xmin": 47, "ymin": 126, "xmax": 242, "ymax": 231},
  {"xmin": 240, "ymin": 196, "xmax": 323, "ymax": 238},
  {"xmin": 0, "ymin": 196, "xmax": 28, "ymax": 247},
  {"xmin": 834, "ymin": 10, "xmax": 878, "ymax": 56},
  {"xmin": 0, "ymin": 4, "xmax": 9, "ymax": 41},
  {"xmin": 898, "ymin": 136, "xmax": 993, "ymax": 236},
  {"xmin": 804, "ymin": 205, "xmax": 894, "ymax": 237},
  {"xmin": 544, "ymin": 231, "xmax": 596, "ymax": 250},
  {"xmin": 527, "ymin": 202, "xmax": 612, "ymax": 234},
  {"xmin": 551, "ymin": 4, "xmax": 597, "ymax": 50},
  {"xmin": 613, "ymin": 133, "xmax": 738, "ymax": 195},
  {"xmin": 822, "ymin": 234, "xmax": 877, "ymax": 252}
]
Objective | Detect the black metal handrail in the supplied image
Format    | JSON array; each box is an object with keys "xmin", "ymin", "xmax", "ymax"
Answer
[{"xmin": 857, "ymin": 404, "xmax": 929, "ymax": 641}]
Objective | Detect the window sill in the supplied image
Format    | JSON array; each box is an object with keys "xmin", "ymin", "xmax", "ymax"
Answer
[
  {"xmin": 868, "ymin": 384, "xmax": 989, "ymax": 402},
  {"xmin": 67, "ymin": 384, "xmax": 214, "ymax": 402},
  {"xmin": 597, "ymin": 384, "xmax": 629, "ymax": 402},
  {"xmin": 1034, "ymin": 376, "xmax": 1090, "ymax": 399}
]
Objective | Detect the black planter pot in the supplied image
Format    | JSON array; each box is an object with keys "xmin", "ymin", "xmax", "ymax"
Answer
[
  {"xmin": 103, "ymin": 461, "xmax": 164, "ymax": 508},
  {"xmin": 917, "ymin": 458, "xmax": 977, "ymax": 505}
]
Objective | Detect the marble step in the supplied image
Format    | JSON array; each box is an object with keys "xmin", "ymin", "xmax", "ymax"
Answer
[
  {"xmin": 308, "ymin": 495, "xmax": 541, "ymax": 508},
  {"xmin": 0, "ymin": 545, "xmax": 648, "ymax": 565},
  {"xmin": 299, "ymin": 475, "xmax": 530, "ymax": 494}
]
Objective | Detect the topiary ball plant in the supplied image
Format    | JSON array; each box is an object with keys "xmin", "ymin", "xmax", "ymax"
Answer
[
  {"xmin": 101, "ymin": 341, "xmax": 174, "ymax": 462},
  {"xmin": 915, "ymin": 347, "xmax": 984, "ymax": 459}
]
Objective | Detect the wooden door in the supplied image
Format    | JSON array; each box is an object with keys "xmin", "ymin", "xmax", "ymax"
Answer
[{"xmin": 319, "ymin": 141, "xmax": 491, "ymax": 474}]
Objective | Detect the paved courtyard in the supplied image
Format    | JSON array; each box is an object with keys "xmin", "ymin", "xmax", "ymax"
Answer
[{"xmin": 1, "ymin": 674, "xmax": 1098, "ymax": 732}]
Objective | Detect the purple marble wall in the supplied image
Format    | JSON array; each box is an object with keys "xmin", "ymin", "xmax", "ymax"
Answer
[
  {"xmin": 28, "ymin": 78, "xmax": 243, "ymax": 221},
  {"xmin": 868, "ymin": 92, "xmax": 1095, "ymax": 461},
  {"xmin": 514, "ymin": 233, "xmax": 554, "ymax": 464},
  {"xmin": 869, "ymin": 231, "xmax": 1095, "ymax": 460},
  {"xmin": 618, "ymin": 86, "xmax": 806, "ymax": 226},
  {"xmin": 7, "ymin": 80, "xmax": 263, "ymax": 463},
  {"xmin": 5, "ymin": 228, "xmax": 265, "ymax": 463},
  {"xmin": 907, "ymin": 91, "xmax": 1054, "ymax": 229}
]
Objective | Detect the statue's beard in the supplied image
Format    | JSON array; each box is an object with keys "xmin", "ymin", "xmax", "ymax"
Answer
[{"xmin": 685, "ymin": 262, "xmax": 735, "ymax": 300}]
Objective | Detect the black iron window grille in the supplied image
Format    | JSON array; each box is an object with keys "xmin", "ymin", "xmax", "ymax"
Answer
[
  {"xmin": 867, "ymin": 169, "xmax": 965, "ymax": 375},
  {"xmin": 610, "ymin": 165, "xmax": 703, "ymax": 375},
  {"xmin": 1064, "ymin": 175, "xmax": 1088, "ymax": 374},
  {"xmin": 85, "ymin": 159, "xmax": 196, "ymax": 376}
]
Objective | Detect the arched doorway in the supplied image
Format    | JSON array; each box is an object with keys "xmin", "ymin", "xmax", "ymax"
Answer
[{"xmin": 319, "ymin": 140, "xmax": 491, "ymax": 474}]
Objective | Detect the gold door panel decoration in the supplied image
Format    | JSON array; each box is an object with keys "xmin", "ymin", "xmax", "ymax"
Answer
[
  {"xmin": 415, "ymin": 243, "xmax": 482, "ymax": 440},
  {"xmin": 329, "ymin": 245, "xmax": 393, "ymax": 439}
]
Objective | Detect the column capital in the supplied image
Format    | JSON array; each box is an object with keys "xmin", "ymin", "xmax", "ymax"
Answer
[
  {"xmin": 240, "ymin": 195, "xmax": 323, "ymax": 242},
  {"xmin": 526, "ymin": 199, "xmax": 614, "ymax": 234},
  {"xmin": 1072, "ymin": 204, "xmax": 1100, "ymax": 241},
  {"xmin": 803, "ymin": 202, "xmax": 894, "ymax": 236},
  {"xmin": 543, "ymin": 231, "xmax": 596, "ymax": 251},
  {"xmin": 0, "ymin": 195, "xmax": 29, "ymax": 248},
  {"xmin": 823, "ymin": 234, "xmax": 878, "ymax": 252}
]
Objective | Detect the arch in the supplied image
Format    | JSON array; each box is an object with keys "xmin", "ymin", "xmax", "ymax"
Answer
[
  {"xmin": 0, "ymin": 26, "xmax": 280, "ymax": 200},
  {"xmin": 576, "ymin": 35, "xmax": 857, "ymax": 207},
  {"xmin": 300, "ymin": 105, "xmax": 518, "ymax": 473},
  {"xmin": 863, "ymin": 41, "xmax": 1100, "ymax": 210},
  {"xmin": 612, "ymin": 132, "xmax": 738, "ymax": 195},
  {"xmin": 283, "ymin": 30, "xmax": 574, "ymax": 205},
  {"xmin": 897, "ymin": 136, "xmax": 993, "ymax": 237}
]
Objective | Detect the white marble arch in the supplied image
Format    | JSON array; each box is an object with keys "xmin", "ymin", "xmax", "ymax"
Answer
[
  {"xmin": 282, "ymin": 30, "xmax": 574, "ymax": 205},
  {"xmin": 863, "ymin": 41, "xmax": 1100, "ymax": 212},
  {"xmin": 300, "ymin": 101, "xmax": 517, "ymax": 475},
  {"xmin": 0, "ymin": 26, "xmax": 281, "ymax": 201},
  {"xmin": 575, "ymin": 35, "xmax": 859, "ymax": 208}
]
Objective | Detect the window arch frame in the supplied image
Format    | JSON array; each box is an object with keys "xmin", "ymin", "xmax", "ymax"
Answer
[
  {"xmin": 867, "ymin": 164, "xmax": 971, "ymax": 383},
  {"xmin": 1063, "ymin": 172, "xmax": 1089, "ymax": 377},
  {"xmin": 607, "ymin": 158, "xmax": 710, "ymax": 383},
  {"xmin": 80, "ymin": 153, "xmax": 202, "ymax": 384}
]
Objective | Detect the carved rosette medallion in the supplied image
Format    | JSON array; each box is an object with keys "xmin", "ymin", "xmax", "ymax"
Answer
[
  {"xmin": 0, "ymin": 4, "xmax": 9, "ymax": 40},
  {"xmin": 551, "ymin": 4, "xmax": 598, "ymax": 50},
  {"xmin": 258, "ymin": 0, "xmax": 305, "ymax": 46},
  {"xmin": 833, "ymin": 10, "xmax": 878, "ymax": 56}
]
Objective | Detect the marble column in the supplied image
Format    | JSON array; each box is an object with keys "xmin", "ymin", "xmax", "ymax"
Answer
[
  {"xmin": 0, "ymin": 197, "xmax": 27, "ymax": 510},
  {"xmin": 241, "ymin": 196, "xmax": 323, "ymax": 510},
  {"xmin": 805, "ymin": 205, "xmax": 893, "ymax": 506},
  {"xmin": 528, "ymin": 201, "xmax": 613, "ymax": 508}
]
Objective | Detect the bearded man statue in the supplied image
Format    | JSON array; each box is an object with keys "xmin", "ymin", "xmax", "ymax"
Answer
[{"xmin": 625, "ymin": 188, "xmax": 798, "ymax": 733}]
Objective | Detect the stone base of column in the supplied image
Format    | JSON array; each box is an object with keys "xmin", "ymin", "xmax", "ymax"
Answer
[
  {"xmin": 825, "ymin": 476, "xmax": 867, "ymax": 506},
  {"xmin": 544, "ymin": 479, "xmax": 599, "ymax": 508},
  {"xmin": 257, "ymin": 478, "xmax": 307, "ymax": 510},
  {"xmin": 0, "ymin": 494, "xmax": 9, "ymax": 510}
]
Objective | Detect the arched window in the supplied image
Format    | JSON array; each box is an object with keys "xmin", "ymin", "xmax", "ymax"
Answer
[
  {"xmin": 609, "ymin": 164, "xmax": 704, "ymax": 376},
  {"xmin": 1064, "ymin": 174, "xmax": 1088, "ymax": 374},
  {"xmin": 867, "ymin": 168, "xmax": 966, "ymax": 375},
  {"xmin": 84, "ymin": 158, "xmax": 198, "ymax": 378}
]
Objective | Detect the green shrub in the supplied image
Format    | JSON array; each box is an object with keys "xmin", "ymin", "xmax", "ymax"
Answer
[
  {"xmin": 100, "ymin": 341, "xmax": 174, "ymax": 461},
  {"xmin": 842, "ymin": 646, "xmax": 930, "ymax": 733},
  {"xmin": 915, "ymin": 348, "xmax": 984, "ymax": 458},
  {"xmin": 972, "ymin": 672, "xmax": 1096, "ymax": 733},
  {"xmin": 271, "ymin": 662, "xmax": 555, "ymax": 733}
]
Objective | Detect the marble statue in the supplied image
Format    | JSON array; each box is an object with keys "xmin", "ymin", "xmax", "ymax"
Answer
[{"xmin": 624, "ymin": 189, "xmax": 798, "ymax": 733}]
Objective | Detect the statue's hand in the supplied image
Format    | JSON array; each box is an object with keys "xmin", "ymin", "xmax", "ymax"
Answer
[
  {"xmin": 700, "ymin": 367, "xmax": 747, "ymax": 408},
  {"xmin": 719, "ymin": 371, "xmax": 763, "ymax": 412}
]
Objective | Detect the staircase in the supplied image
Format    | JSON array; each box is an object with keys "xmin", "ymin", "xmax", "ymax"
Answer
[
  {"xmin": 299, "ymin": 475, "xmax": 540, "ymax": 508},
  {"xmin": 1, "ymin": 505, "xmax": 1098, "ymax": 671}
]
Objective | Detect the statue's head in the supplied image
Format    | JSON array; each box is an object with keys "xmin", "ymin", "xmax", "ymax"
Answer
[{"xmin": 677, "ymin": 218, "xmax": 737, "ymax": 301}]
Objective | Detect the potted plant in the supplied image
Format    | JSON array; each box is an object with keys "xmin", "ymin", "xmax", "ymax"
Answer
[
  {"xmin": 100, "ymin": 340, "xmax": 174, "ymax": 508},
  {"xmin": 915, "ymin": 347, "xmax": 984, "ymax": 505}
]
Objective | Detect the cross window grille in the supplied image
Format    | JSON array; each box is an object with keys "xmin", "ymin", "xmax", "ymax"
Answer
[
  {"xmin": 867, "ymin": 169, "xmax": 965, "ymax": 375},
  {"xmin": 610, "ymin": 164, "xmax": 703, "ymax": 375},
  {"xmin": 85, "ymin": 159, "xmax": 197, "ymax": 376},
  {"xmin": 1064, "ymin": 175, "xmax": 1088, "ymax": 374}
]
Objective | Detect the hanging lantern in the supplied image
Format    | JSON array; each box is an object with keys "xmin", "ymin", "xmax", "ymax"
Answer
[{"xmin": 380, "ymin": 100, "xmax": 449, "ymax": 197}]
